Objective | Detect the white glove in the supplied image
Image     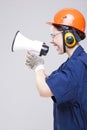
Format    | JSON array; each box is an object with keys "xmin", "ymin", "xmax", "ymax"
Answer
[{"xmin": 25, "ymin": 52, "xmax": 44, "ymax": 72}]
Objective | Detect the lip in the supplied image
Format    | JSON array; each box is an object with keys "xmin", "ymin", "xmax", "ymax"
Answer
[
  {"xmin": 51, "ymin": 42, "xmax": 57, "ymax": 46},
  {"xmin": 53, "ymin": 44, "xmax": 57, "ymax": 46},
  {"xmin": 50, "ymin": 42, "xmax": 59, "ymax": 49}
]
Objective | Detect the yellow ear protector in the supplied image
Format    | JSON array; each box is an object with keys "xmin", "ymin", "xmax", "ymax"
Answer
[{"xmin": 64, "ymin": 32, "xmax": 77, "ymax": 48}]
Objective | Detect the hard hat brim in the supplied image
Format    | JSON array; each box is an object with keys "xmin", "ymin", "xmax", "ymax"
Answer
[{"xmin": 46, "ymin": 22, "xmax": 54, "ymax": 25}]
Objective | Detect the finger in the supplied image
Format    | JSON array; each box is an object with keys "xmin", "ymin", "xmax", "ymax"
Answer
[
  {"xmin": 26, "ymin": 53, "xmax": 33, "ymax": 60},
  {"xmin": 27, "ymin": 50, "xmax": 32, "ymax": 55}
]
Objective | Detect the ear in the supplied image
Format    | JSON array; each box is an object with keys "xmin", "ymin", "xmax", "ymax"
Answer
[{"xmin": 64, "ymin": 32, "xmax": 77, "ymax": 48}]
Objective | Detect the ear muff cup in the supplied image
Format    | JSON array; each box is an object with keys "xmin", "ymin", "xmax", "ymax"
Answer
[{"xmin": 64, "ymin": 32, "xmax": 76, "ymax": 48}]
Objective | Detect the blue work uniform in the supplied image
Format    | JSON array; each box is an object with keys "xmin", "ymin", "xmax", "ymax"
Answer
[{"xmin": 46, "ymin": 45, "xmax": 87, "ymax": 130}]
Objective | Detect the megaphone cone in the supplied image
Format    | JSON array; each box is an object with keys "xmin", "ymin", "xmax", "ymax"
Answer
[{"xmin": 11, "ymin": 31, "xmax": 49, "ymax": 56}]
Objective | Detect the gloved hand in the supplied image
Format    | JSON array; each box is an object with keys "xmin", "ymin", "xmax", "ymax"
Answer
[{"xmin": 25, "ymin": 51, "xmax": 44, "ymax": 72}]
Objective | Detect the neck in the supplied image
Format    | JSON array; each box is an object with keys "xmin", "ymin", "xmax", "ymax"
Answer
[{"xmin": 66, "ymin": 44, "xmax": 79, "ymax": 58}]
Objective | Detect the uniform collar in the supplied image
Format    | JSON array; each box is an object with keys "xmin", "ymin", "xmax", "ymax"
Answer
[{"xmin": 69, "ymin": 45, "xmax": 84, "ymax": 59}]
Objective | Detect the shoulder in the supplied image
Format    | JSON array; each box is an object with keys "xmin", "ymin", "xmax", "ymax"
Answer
[{"xmin": 66, "ymin": 56, "xmax": 85, "ymax": 77}]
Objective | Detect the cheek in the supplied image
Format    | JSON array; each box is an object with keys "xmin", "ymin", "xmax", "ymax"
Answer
[{"xmin": 55, "ymin": 37, "xmax": 63, "ymax": 46}]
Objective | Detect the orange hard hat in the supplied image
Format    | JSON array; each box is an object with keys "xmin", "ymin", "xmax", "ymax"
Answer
[{"xmin": 47, "ymin": 8, "xmax": 86, "ymax": 33}]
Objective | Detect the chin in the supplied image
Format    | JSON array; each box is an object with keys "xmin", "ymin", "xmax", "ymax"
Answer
[
  {"xmin": 57, "ymin": 50, "xmax": 62, "ymax": 54},
  {"xmin": 57, "ymin": 52, "xmax": 62, "ymax": 55}
]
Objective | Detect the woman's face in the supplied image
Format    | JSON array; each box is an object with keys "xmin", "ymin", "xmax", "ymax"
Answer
[{"xmin": 50, "ymin": 25, "xmax": 64, "ymax": 54}]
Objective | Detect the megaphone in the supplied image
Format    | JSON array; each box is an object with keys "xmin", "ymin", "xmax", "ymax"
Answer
[{"xmin": 11, "ymin": 31, "xmax": 49, "ymax": 56}]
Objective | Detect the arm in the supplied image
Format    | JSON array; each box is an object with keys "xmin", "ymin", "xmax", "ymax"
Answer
[
  {"xmin": 25, "ymin": 52, "xmax": 53, "ymax": 97},
  {"xmin": 35, "ymin": 70, "xmax": 53, "ymax": 97}
]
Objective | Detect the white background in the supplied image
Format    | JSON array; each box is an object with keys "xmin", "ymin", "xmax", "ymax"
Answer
[{"xmin": 0, "ymin": 0, "xmax": 87, "ymax": 130}]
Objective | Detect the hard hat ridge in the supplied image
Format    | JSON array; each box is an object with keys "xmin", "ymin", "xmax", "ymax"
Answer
[{"xmin": 47, "ymin": 8, "xmax": 86, "ymax": 36}]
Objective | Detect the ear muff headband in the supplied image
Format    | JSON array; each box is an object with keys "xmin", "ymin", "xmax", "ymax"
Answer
[{"xmin": 64, "ymin": 32, "xmax": 76, "ymax": 48}]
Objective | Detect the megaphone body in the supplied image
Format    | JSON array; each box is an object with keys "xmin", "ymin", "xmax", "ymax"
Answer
[{"xmin": 11, "ymin": 31, "xmax": 49, "ymax": 56}]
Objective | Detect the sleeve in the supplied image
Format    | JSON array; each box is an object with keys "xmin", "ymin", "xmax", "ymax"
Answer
[{"xmin": 45, "ymin": 61, "xmax": 80, "ymax": 104}]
